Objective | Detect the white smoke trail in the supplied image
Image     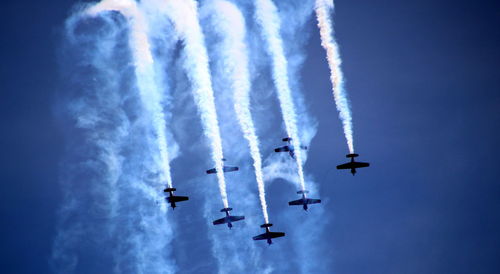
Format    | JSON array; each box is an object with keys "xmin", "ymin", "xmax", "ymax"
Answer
[
  {"xmin": 315, "ymin": 0, "xmax": 354, "ymax": 153},
  {"xmin": 207, "ymin": 0, "xmax": 269, "ymax": 224},
  {"xmin": 152, "ymin": 0, "xmax": 230, "ymax": 209},
  {"xmin": 86, "ymin": 0, "xmax": 174, "ymax": 188},
  {"xmin": 254, "ymin": 0, "xmax": 307, "ymax": 191},
  {"xmin": 81, "ymin": 1, "xmax": 178, "ymax": 273}
]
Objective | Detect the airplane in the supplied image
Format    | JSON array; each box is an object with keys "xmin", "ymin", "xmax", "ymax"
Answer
[
  {"xmin": 252, "ymin": 223, "xmax": 285, "ymax": 245},
  {"xmin": 163, "ymin": 187, "xmax": 189, "ymax": 210},
  {"xmin": 206, "ymin": 158, "xmax": 239, "ymax": 174},
  {"xmin": 288, "ymin": 190, "xmax": 321, "ymax": 211},
  {"xmin": 274, "ymin": 137, "xmax": 307, "ymax": 159},
  {"xmin": 212, "ymin": 207, "xmax": 245, "ymax": 229},
  {"xmin": 336, "ymin": 153, "xmax": 370, "ymax": 175}
]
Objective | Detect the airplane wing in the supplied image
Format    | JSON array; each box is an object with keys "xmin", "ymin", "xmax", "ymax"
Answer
[
  {"xmin": 268, "ymin": 232, "xmax": 285, "ymax": 239},
  {"xmin": 168, "ymin": 196, "xmax": 189, "ymax": 203},
  {"xmin": 274, "ymin": 146, "xmax": 290, "ymax": 152},
  {"xmin": 252, "ymin": 233, "xmax": 268, "ymax": 241},
  {"xmin": 336, "ymin": 162, "xmax": 354, "ymax": 169},
  {"xmin": 288, "ymin": 199, "xmax": 304, "ymax": 206},
  {"xmin": 228, "ymin": 216, "xmax": 245, "ymax": 222},
  {"xmin": 213, "ymin": 218, "xmax": 227, "ymax": 225},
  {"xmin": 337, "ymin": 162, "xmax": 370, "ymax": 169},
  {"xmin": 207, "ymin": 166, "xmax": 239, "ymax": 174},
  {"xmin": 305, "ymin": 198, "xmax": 321, "ymax": 205},
  {"xmin": 222, "ymin": 166, "xmax": 239, "ymax": 172},
  {"xmin": 353, "ymin": 162, "xmax": 370, "ymax": 168}
]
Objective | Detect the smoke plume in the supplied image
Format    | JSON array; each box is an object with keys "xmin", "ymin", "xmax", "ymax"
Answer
[
  {"xmin": 315, "ymin": 0, "xmax": 354, "ymax": 153},
  {"xmin": 254, "ymin": 0, "xmax": 308, "ymax": 191}
]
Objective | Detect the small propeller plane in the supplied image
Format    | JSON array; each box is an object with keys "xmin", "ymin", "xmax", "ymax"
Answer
[
  {"xmin": 288, "ymin": 190, "xmax": 321, "ymax": 211},
  {"xmin": 336, "ymin": 153, "xmax": 370, "ymax": 175},
  {"xmin": 212, "ymin": 208, "xmax": 245, "ymax": 229},
  {"xmin": 163, "ymin": 187, "xmax": 189, "ymax": 210},
  {"xmin": 252, "ymin": 223, "xmax": 285, "ymax": 245},
  {"xmin": 206, "ymin": 158, "xmax": 239, "ymax": 174},
  {"xmin": 274, "ymin": 137, "xmax": 307, "ymax": 159}
]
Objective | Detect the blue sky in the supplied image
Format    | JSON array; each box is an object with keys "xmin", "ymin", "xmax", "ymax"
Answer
[{"xmin": 1, "ymin": 0, "xmax": 500, "ymax": 273}]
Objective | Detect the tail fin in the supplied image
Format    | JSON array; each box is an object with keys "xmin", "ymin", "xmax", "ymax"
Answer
[
  {"xmin": 297, "ymin": 190, "xmax": 309, "ymax": 194},
  {"xmin": 346, "ymin": 153, "xmax": 359, "ymax": 158},
  {"xmin": 260, "ymin": 223, "xmax": 273, "ymax": 228},
  {"xmin": 220, "ymin": 207, "xmax": 233, "ymax": 212},
  {"xmin": 164, "ymin": 187, "xmax": 176, "ymax": 192}
]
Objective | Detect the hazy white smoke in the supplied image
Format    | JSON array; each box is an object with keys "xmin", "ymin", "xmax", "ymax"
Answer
[
  {"xmin": 86, "ymin": 0, "xmax": 174, "ymax": 188},
  {"xmin": 81, "ymin": 1, "xmax": 177, "ymax": 273},
  {"xmin": 254, "ymin": 0, "xmax": 307, "ymax": 191},
  {"xmin": 315, "ymin": 0, "xmax": 354, "ymax": 153},
  {"xmin": 152, "ymin": 0, "xmax": 230, "ymax": 209},
  {"xmin": 208, "ymin": 0, "xmax": 269, "ymax": 223}
]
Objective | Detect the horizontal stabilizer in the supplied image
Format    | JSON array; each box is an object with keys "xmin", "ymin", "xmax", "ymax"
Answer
[
  {"xmin": 220, "ymin": 207, "xmax": 233, "ymax": 212},
  {"xmin": 346, "ymin": 153, "xmax": 359, "ymax": 158},
  {"xmin": 260, "ymin": 223, "xmax": 273, "ymax": 228},
  {"xmin": 164, "ymin": 187, "xmax": 176, "ymax": 192},
  {"xmin": 282, "ymin": 137, "xmax": 292, "ymax": 142},
  {"xmin": 297, "ymin": 190, "xmax": 309, "ymax": 194}
]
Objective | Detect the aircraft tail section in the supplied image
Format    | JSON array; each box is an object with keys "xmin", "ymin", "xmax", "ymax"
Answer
[
  {"xmin": 260, "ymin": 223, "xmax": 273, "ymax": 228},
  {"xmin": 346, "ymin": 153, "xmax": 359, "ymax": 158},
  {"xmin": 220, "ymin": 207, "xmax": 233, "ymax": 212},
  {"xmin": 297, "ymin": 190, "xmax": 309, "ymax": 194},
  {"xmin": 164, "ymin": 187, "xmax": 176, "ymax": 192}
]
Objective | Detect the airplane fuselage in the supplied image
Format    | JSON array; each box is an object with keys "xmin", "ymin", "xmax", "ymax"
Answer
[
  {"xmin": 299, "ymin": 193, "xmax": 308, "ymax": 211},
  {"xmin": 224, "ymin": 211, "xmax": 233, "ymax": 229},
  {"xmin": 288, "ymin": 145, "xmax": 296, "ymax": 159},
  {"xmin": 166, "ymin": 192, "xmax": 176, "ymax": 209},
  {"xmin": 263, "ymin": 227, "xmax": 273, "ymax": 245}
]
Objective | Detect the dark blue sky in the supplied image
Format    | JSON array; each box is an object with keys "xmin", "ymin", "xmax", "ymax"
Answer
[{"xmin": 1, "ymin": 0, "xmax": 500, "ymax": 273}]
